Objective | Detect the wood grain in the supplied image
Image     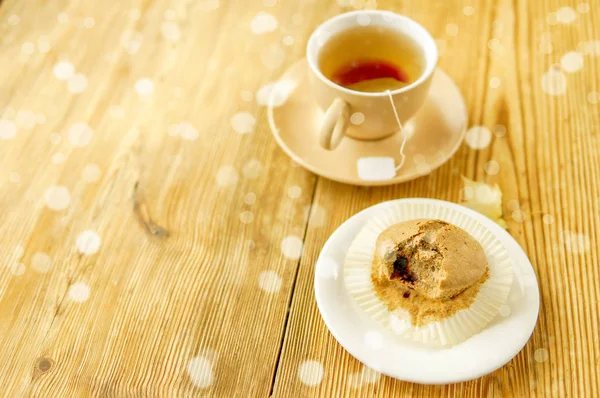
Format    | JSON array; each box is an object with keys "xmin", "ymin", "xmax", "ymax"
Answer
[
  {"xmin": 272, "ymin": 0, "xmax": 600, "ymax": 397},
  {"xmin": 0, "ymin": 0, "xmax": 599, "ymax": 396}
]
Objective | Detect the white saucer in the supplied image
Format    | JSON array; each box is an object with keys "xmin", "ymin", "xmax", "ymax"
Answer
[
  {"xmin": 268, "ymin": 59, "xmax": 468, "ymax": 186},
  {"xmin": 314, "ymin": 199, "xmax": 540, "ymax": 384}
]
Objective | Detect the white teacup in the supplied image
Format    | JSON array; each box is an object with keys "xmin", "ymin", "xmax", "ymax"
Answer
[{"xmin": 306, "ymin": 10, "xmax": 438, "ymax": 150}]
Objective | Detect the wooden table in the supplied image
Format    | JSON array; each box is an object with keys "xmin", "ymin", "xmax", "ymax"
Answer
[{"xmin": 1, "ymin": 0, "xmax": 599, "ymax": 396}]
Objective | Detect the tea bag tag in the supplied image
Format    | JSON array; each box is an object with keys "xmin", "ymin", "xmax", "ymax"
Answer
[
  {"xmin": 357, "ymin": 157, "xmax": 397, "ymax": 181},
  {"xmin": 386, "ymin": 89, "xmax": 408, "ymax": 173}
]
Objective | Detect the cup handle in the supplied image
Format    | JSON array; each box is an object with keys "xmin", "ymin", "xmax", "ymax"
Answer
[{"xmin": 319, "ymin": 98, "xmax": 350, "ymax": 150}]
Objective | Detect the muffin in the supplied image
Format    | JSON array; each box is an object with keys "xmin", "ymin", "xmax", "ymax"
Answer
[
  {"xmin": 344, "ymin": 203, "xmax": 513, "ymax": 346},
  {"xmin": 371, "ymin": 219, "xmax": 489, "ymax": 326},
  {"xmin": 374, "ymin": 219, "xmax": 488, "ymax": 299}
]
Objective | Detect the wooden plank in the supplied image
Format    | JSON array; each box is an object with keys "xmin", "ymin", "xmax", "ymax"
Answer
[
  {"xmin": 0, "ymin": 0, "xmax": 317, "ymax": 395},
  {"xmin": 273, "ymin": 0, "xmax": 600, "ymax": 396}
]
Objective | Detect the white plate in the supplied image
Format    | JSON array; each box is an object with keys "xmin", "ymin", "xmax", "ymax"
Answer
[{"xmin": 314, "ymin": 198, "xmax": 540, "ymax": 384}]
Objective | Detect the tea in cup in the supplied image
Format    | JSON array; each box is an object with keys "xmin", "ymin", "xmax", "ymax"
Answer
[{"xmin": 306, "ymin": 11, "xmax": 438, "ymax": 149}]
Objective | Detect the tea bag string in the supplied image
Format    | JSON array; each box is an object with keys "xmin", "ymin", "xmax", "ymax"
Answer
[{"xmin": 386, "ymin": 89, "xmax": 408, "ymax": 172}]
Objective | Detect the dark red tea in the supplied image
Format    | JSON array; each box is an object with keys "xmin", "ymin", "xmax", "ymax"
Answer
[
  {"xmin": 331, "ymin": 60, "xmax": 410, "ymax": 87},
  {"xmin": 319, "ymin": 25, "xmax": 424, "ymax": 92}
]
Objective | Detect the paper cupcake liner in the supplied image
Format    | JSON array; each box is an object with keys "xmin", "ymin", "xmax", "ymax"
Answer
[{"xmin": 344, "ymin": 202, "xmax": 514, "ymax": 347}]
